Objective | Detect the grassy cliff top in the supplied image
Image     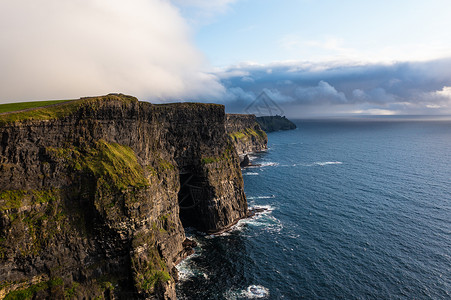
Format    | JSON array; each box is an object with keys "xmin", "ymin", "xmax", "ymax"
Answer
[
  {"xmin": 0, "ymin": 94, "xmax": 138, "ymax": 125},
  {"xmin": 0, "ymin": 94, "xmax": 225, "ymax": 126},
  {"xmin": 0, "ymin": 100, "xmax": 71, "ymax": 114}
]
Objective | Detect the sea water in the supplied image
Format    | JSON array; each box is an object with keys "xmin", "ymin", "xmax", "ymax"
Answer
[{"xmin": 176, "ymin": 119, "xmax": 451, "ymax": 299}]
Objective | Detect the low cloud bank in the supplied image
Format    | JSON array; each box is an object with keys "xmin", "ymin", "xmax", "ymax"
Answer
[
  {"xmin": 0, "ymin": 0, "xmax": 224, "ymax": 103},
  {"xmin": 214, "ymin": 58, "xmax": 451, "ymax": 116}
]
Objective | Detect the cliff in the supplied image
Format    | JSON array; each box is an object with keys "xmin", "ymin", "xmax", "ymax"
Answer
[
  {"xmin": 225, "ymin": 114, "xmax": 267, "ymax": 157},
  {"xmin": 256, "ymin": 115, "xmax": 296, "ymax": 132},
  {"xmin": 0, "ymin": 94, "xmax": 247, "ymax": 299}
]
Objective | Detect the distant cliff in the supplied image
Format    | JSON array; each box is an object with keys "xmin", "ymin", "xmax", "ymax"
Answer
[
  {"xmin": 0, "ymin": 95, "xmax": 249, "ymax": 299},
  {"xmin": 256, "ymin": 115, "xmax": 296, "ymax": 132},
  {"xmin": 225, "ymin": 114, "xmax": 267, "ymax": 157}
]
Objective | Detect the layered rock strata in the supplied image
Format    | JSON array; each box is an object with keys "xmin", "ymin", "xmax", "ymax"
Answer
[
  {"xmin": 0, "ymin": 95, "xmax": 247, "ymax": 299},
  {"xmin": 225, "ymin": 114, "xmax": 267, "ymax": 157}
]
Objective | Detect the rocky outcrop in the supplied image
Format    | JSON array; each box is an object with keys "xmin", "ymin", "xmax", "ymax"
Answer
[
  {"xmin": 225, "ymin": 114, "xmax": 267, "ymax": 158},
  {"xmin": 0, "ymin": 95, "xmax": 247, "ymax": 299},
  {"xmin": 256, "ymin": 115, "xmax": 296, "ymax": 132}
]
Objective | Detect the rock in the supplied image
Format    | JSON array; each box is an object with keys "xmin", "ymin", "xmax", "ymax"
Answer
[
  {"xmin": 225, "ymin": 114, "xmax": 268, "ymax": 161},
  {"xmin": 0, "ymin": 94, "xmax": 249, "ymax": 299},
  {"xmin": 256, "ymin": 115, "xmax": 296, "ymax": 132},
  {"xmin": 240, "ymin": 155, "xmax": 250, "ymax": 167}
]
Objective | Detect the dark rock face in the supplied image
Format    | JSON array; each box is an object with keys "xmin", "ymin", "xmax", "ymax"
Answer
[
  {"xmin": 0, "ymin": 95, "xmax": 247, "ymax": 299},
  {"xmin": 256, "ymin": 115, "xmax": 296, "ymax": 132},
  {"xmin": 225, "ymin": 114, "xmax": 267, "ymax": 157}
]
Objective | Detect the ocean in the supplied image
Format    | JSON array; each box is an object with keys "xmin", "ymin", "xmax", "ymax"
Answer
[{"xmin": 176, "ymin": 119, "xmax": 451, "ymax": 299}]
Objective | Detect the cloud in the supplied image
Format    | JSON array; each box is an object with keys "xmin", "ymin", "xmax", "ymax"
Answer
[
  {"xmin": 214, "ymin": 58, "xmax": 451, "ymax": 116},
  {"xmin": 434, "ymin": 86, "xmax": 451, "ymax": 99},
  {"xmin": 171, "ymin": 0, "xmax": 237, "ymax": 11},
  {"xmin": 0, "ymin": 0, "xmax": 224, "ymax": 103},
  {"xmin": 171, "ymin": 0, "xmax": 238, "ymax": 24},
  {"xmin": 295, "ymin": 81, "xmax": 347, "ymax": 104}
]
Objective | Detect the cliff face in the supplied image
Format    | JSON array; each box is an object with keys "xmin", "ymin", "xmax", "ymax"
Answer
[
  {"xmin": 225, "ymin": 114, "xmax": 267, "ymax": 156},
  {"xmin": 0, "ymin": 95, "xmax": 247, "ymax": 299},
  {"xmin": 256, "ymin": 115, "xmax": 296, "ymax": 132}
]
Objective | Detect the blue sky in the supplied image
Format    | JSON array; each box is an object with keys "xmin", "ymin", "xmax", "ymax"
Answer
[
  {"xmin": 186, "ymin": 0, "xmax": 451, "ymax": 66},
  {"xmin": 1, "ymin": 0, "xmax": 451, "ymax": 116},
  {"xmin": 174, "ymin": 0, "xmax": 451, "ymax": 116}
]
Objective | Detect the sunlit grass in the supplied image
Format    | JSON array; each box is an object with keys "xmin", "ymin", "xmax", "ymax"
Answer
[{"xmin": 0, "ymin": 100, "xmax": 71, "ymax": 114}]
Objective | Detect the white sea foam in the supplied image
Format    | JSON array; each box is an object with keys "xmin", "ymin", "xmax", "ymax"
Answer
[
  {"xmin": 312, "ymin": 161, "xmax": 343, "ymax": 166},
  {"xmin": 176, "ymin": 254, "xmax": 200, "ymax": 280},
  {"xmin": 236, "ymin": 205, "xmax": 283, "ymax": 234},
  {"xmin": 243, "ymin": 172, "xmax": 259, "ymax": 176},
  {"xmin": 247, "ymin": 195, "xmax": 275, "ymax": 200},
  {"xmin": 250, "ymin": 204, "xmax": 275, "ymax": 211},
  {"xmin": 242, "ymin": 285, "xmax": 270, "ymax": 299},
  {"xmin": 260, "ymin": 162, "xmax": 279, "ymax": 167},
  {"xmin": 224, "ymin": 285, "xmax": 270, "ymax": 300}
]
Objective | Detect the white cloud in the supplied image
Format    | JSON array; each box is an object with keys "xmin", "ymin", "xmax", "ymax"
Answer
[
  {"xmin": 0, "ymin": 0, "xmax": 224, "ymax": 102},
  {"xmin": 351, "ymin": 109, "xmax": 396, "ymax": 115},
  {"xmin": 295, "ymin": 81, "xmax": 347, "ymax": 104},
  {"xmin": 171, "ymin": 0, "xmax": 238, "ymax": 24},
  {"xmin": 352, "ymin": 88, "xmax": 398, "ymax": 104},
  {"xmin": 171, "ymin": 0, "xmax": 237, "ymax": 11},
  {"xmin": 435, "ymin": 86, "xmax": 451, "ymax": 99},
  {"xmin": 262, "ymin": 88, "xmax": 293, "ymax": 103}
]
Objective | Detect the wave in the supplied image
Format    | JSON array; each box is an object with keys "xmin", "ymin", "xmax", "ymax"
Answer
[
  {"xmin": 243, "ymin": 285, "xmax": 270, "ymax": 299},
  {"xmin": 236, "ymin": 205, "xmax": 283, "ymax": 234},
  {"xmin": 247, "ymin": 162, "xmax": 279, "ymax": 168},
  {"xmin": 210, "ymin": 205, "xmax": 281, "ymax": 237},
  {"xmin": 243, "ymin": 172, "xmax": 259, "ymax": 176},
  {"xmin": 312, "ymin": 161, "xmax": 343, "ymax": 166},
  {"xmin": 224, "ymin": 285, "xmax": 270, "ymax": 300},
  {"xmin": 249, "ymin": 204, "xmax": 275, "ymax": 211},
  {"xmin": 247, "ymin": 195, "xmax": 275, "ymax": 200},
  {"xmin": 176, "ymin": 251, "xmax": 203, "ymax": 280}
]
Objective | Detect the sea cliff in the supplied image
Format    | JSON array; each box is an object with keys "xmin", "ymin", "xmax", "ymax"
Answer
[
  {"xmin": 226, "ymin": 114, "xmax": 267, "ymax": 157},
  {"xmin": 256, "ymin": 115, "xmax": 296, "ymax": 132},
  {"xmin": 0, "ymin": 94, "xmax": 254, "ymax": 299}
]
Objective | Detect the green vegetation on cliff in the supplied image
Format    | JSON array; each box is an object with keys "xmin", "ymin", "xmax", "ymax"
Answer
[
  {"xmin": 3, "ymin": 278, "xmax": 64, "ymax": 300},
  {"xmin": 47, "ymin": 140, "xmax": 148, "ymax": 192},
  {"xmin": 0, "ymin": 188, "xmax": 67, "ymax": 258},
  {"xmin": 132, "ymin": 233, "xmax": 172, "ymax": 294},
  {"xmin": 228, "ymin": 127, "xmax": 267, "ymax": 143},
  {"xmin": 201, "ymin": 143, "xmax": 235, "ymax": 165},
  {"xmin": 0, "ymin": 189, "xmax": 60, "ymax": 212}
]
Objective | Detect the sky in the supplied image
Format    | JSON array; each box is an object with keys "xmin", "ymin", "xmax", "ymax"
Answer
[{"xmin": 1, "ymin": 0, "xmax": 451, "ymax": 117}]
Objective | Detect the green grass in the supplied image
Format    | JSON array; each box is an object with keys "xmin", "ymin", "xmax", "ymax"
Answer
[
  {"xmin": 0, "ymin": 100, "xmax": 70, "ymax": 114},
  {"xmin": 4, "ymin": 278, "xmax": 63, "ymax": 300},
  {"xmin": 0, "ymin": 189, "xmax": 59, "ymax": 212},
  {"xmin": 229, "ymin": 127, "xmax": 267, "ymax": 142},
  {"xmin": 47, "ymin": 140, "xmax": 148, "ymax": 191},
  {"xmin": 0, "ymin": 94, "xmax": 138, "ymax": 125}
]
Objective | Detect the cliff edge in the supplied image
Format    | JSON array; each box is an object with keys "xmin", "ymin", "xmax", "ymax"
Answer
[
  {"xmin": 225, "ymin": 114, "xmax": 267, "ymax": 158},
  {"xmin": 0, "ymin": 94, "xmax": 248, "ymax": 299},
  {"xmin": 256, "ymin": 115, "xmax": 296, "ymax": 132}
]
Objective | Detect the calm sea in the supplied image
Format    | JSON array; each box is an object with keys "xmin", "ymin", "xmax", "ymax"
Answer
[{"xmin": 176, "ymin": 119, "xmax": 451, "ymax": 299}]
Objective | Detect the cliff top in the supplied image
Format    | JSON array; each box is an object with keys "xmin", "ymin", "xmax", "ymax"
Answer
[
  {"xmin": 256, "ymin": 115, "xmax": 297, "ymax": 132},
  {"xmin": 0, "ymin": 94, "xmax": 223, "ymax": 125}
]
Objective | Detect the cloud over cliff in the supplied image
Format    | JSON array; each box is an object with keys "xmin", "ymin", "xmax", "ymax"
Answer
[{"xmin": 0, "ymin": 0, "xmax": 224, "ymax": 102}]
